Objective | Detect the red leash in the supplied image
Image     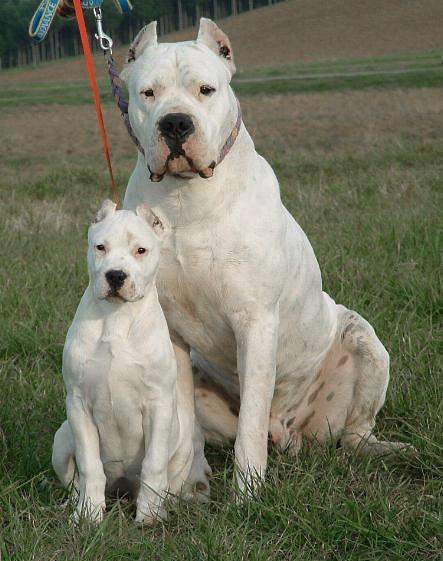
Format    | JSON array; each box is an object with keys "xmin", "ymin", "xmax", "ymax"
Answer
[{"xmin": 72, "ymin": 0, "xmax": 119, "ymax": 207}]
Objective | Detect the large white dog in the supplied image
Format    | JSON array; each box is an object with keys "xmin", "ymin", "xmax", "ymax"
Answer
[
  {"xmin": 121, "ymin": 19, "xmax": 411, "ymax": 493},
  {"xmin": 52, "ymin": 201, "xmax": 210, "ymax": 523}
]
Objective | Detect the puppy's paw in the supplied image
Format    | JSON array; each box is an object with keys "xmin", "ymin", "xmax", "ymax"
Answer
[{"xmin": 183, "ymin": 463, "xmax": 212, "ymax": 503}]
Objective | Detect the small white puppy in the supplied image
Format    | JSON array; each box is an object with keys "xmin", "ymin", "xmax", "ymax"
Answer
[{"xmin": 52, "ymin": 200, "xmax": 210, "ymax": 524}]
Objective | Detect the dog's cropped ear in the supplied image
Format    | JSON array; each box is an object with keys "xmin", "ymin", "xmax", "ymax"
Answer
[
  {"xmin": 94, "ymin": 199, "xmax": 117, "ymax": 223},
  {"xmin": 197, "ymin": 18, "xmax": 236, "ymax": 76},
  {"xmin": 136, "ymin": 203, "xmax": 165, "ymax": 239},
  {"xmin": 120, "ymin": 21, "xmax": 157, "ymax": 82}
]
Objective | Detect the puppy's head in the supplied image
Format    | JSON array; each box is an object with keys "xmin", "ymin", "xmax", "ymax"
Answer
[{"xmin": 87, "ymin": 200, "xmax": 164, "ymax": 302}]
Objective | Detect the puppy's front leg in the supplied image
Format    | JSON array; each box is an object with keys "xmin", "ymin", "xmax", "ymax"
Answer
[
  {"xmin": 135, "ymin": 398, "xmax": 174, "ymax": 525},
  {"xmin": 232, "ymin": 307, "xmax": 279, "ymax": 497},
  {"xmin": 67, "ymin": 396, "xmax": 106, "ymax": 523}
]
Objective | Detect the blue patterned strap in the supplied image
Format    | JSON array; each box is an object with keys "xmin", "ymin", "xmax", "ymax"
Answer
[
  {"xmin": 29, "ymin": 0, "xmax": 61, "ymax": 42},
  {"xmin": 112, "ymin": 0, "xmax": 132, "ymax": 13},
  {"xmin": 29, "ymin": 0, "xmax": 132, "ymax": 43}
]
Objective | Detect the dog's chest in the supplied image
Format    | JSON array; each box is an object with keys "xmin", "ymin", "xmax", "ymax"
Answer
[
  {"xmin": 82, "ymin": 341, "xmax": 146, "ymax": 411},
  {"xmin": 157, "ymin": 227, "xmax": 236, "ymax": 363},
  {"xmin": 81, "ymin": 340, "xmax": 167, "ymax": 452}
]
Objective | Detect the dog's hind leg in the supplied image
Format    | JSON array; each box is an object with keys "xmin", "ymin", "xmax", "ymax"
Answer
[
  {"xmin": 337, "ymin": 307, "xmax": 414, "ymax": 456},
  {"xmin": 52, "ymin": 420, "xmax": 78, "ymax": 489},
  {"xmin": 282, "ymin": 306, "xmax": 413, "ymax": 456}
]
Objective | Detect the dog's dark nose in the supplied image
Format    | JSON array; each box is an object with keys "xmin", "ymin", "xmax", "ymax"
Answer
[
  {"xmin": 105, "ymin": 269, "xmax": 127, "ymax": 291},
  {"xmin": 158, "ymin": 113, "xmax": 195, "ymax": 143}
]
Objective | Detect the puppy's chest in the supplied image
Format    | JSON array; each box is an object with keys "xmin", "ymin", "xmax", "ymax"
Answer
[
  {"xmin": 84, "ymin": 345, "xmax": 143, "ymax": 403},
  {"xmin": 80, "ymin": 337, "xmax": 167, "ymax": 412}
]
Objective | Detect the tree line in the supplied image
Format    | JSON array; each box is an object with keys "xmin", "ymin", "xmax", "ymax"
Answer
[{"xmin": 0, "ymin": 0, "xmax": 280, "ymax": 69}]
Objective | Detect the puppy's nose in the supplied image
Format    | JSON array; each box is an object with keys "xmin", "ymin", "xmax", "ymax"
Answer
[
  {"xmin": 158, "ymin": 113, "xmax": 195, "ymax": 143},
  {"xmin": 105, "ymin": 269, "xmax": 127, "ymax": 291}
]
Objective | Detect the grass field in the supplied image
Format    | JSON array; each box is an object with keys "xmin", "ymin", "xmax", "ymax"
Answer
[{"xmin": 0, "ymin": 2, "xmax": 442, "ymax": 559}]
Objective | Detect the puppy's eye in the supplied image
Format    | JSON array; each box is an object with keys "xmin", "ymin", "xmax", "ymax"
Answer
[
  {"xmin": 200, "ymin": 85, "xmax": 216, "ymax": 96},
  {"xmin": 137, "ymin": 247, "xmax": 146, "ymax": 255},
  {"xmin": 141, "ymin": 89, "xmax": 154, "ymax": 98},
  {"xmin": 96, "ymin": 244, "xmax": 105, "ymax": 251}
]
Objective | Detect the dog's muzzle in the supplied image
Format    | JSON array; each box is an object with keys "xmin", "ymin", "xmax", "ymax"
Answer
[
  {"xmin": 149, "ymin": 99, "xmax": 242, "ymax": 183},
  {"xmin": 158, "ymin": 113, "xmax": 195, "ymax": 145},
  {"xmin": 105, "ymin": 269, "xmax": 127, "ymax": 294},
  {"xmin": 154, "ymin": 112, "xmax": 200, "ymax": 180}
]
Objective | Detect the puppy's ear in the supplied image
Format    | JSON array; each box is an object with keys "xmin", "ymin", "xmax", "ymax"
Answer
[
  {"xmin": 136, "ymin": 203, "xmax": 165, "ymax": 239},
  {"xmin": 120, "ymin": 21, "xmax": 157, "ymax": 82},
  {"xmin": 94, "ymin": 199, "xmax": 116, "ymax": 223},
  {"xmin": 197, "ymin": 18, "xmax": 236, "ymax": 76}
]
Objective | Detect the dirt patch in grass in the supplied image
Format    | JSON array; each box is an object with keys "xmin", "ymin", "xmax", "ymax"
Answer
[{"xmin": 2, "ymin": 87, "xmax": 442, "ymax": 184}]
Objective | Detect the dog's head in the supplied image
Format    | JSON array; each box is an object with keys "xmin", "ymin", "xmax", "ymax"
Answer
[
  {"xmin": 121, "ymin": 18, "xmax": 238, "ymax": 180},
  {"xmin": 87, "ymin": 200, "xmax": 164, "ymax": 302}
]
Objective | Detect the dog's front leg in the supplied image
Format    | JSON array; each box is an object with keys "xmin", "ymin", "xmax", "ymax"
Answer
[
  {"xmin": 232, "ymin": 307, "xmax": 279, "ymax": 496},
  {"xmin": 66, "ymin": 395, "xmax": 106, "ymax": 524},
  {"xmin": 135, "ymin": 398, "xmax": 174, "ymax": 525}
]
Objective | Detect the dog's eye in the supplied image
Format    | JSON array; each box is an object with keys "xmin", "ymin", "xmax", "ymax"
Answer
[
  {"xmin": 137, "ymin": 247, "xmax": 146, "ymax": 255},
  {"xmin": 200, "ymin": 85, "xmax": 216, "ymax": 96},
  {"xmin": 96, "ymin": 244, "xmax": 105, "ymax": 251},
  {"xmin": 141, "ymin": 89, "xmax": 154, "ymax": 98}
]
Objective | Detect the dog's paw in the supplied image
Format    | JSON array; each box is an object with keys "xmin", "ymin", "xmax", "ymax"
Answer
[
  {"xmin": 135, "ymin": 505, "xmax": 167, "ymax": 526},
  {"xmin": 233, "ymin": 469, "xmax": 263, "ymax": 503},
  {"xmin": 71, "ymin": 502, "xmax": 105, "ymax": 525},
  {"xmin": 357, "ymin": 439, "xmax": 418, "ymax": 458},
  {"xmin": 374, "ymin": 440, "xmax": 418, "ymax": 457}
]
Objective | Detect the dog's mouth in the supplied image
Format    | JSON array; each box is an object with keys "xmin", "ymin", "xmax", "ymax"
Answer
[
  {"xmin": 105, "ymin": 290, "xmax": 127, "ymax": 302},
  {"xmin": 150, "ymin": 145, "xmax": 215, "ymax": 182},
  {"xmin": 105, "ymin": 290, "xmax": 145, "ymax": 303}
]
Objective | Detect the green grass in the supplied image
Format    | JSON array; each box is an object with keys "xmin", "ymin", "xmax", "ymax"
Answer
[
  {"xmin": 1, "ymin": 146, "xmax": 441, "ymax": 561},
  {"xmin": 0, "ymin": 56, "xmax": 442, "ymax": 560}
]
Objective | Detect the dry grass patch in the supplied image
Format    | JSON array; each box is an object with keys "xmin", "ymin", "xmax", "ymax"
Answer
[
  {"xmin": 2, "ymin": 199, "xmax": 77, "ymax": 234},
  {"xmin": 2, "ymin": 87, "xmax": 442, "ymax": 184}
]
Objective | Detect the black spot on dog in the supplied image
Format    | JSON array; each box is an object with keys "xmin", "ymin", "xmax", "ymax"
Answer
[
  {"xmin": 308, "ymin": 381, "xmax": 325, "ymax": 404},
  {"xmin": 229, "ymin": 404, "xmax": 240, "ymax": 417},
  {"xmin": 337, "ymin": 355, "xmax": 349, "ymax": 367},
  {"xmin": 341, "ymin": 323, "xmax": 355, "ymax": 341},
  {"xmin": 299, "ymin": 410, "xmax": 315, "ymax": 431}
]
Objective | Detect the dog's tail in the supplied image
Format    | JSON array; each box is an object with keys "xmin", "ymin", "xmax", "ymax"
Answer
[{"xmin": 52, "ymin": 421, "xmax": 77, "ymax": 488}]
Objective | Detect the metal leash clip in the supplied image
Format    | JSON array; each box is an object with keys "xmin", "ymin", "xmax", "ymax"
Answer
[{"xmin": 93, "ymin": 7, "xmax": 113, "ymax": 53}]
